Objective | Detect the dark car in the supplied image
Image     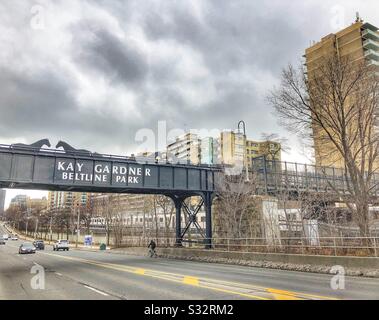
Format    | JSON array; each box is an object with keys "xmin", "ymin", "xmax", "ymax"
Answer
[
  {"xmin": 33, "ymin": 240, "xmax": 45, "ymax": 250},
  {"xmin": 19, "ymin": 242, "xmax": 36, "ymax": 254},
  {"xmin": 0, "ymin": 239, "xmax": 5, "ymax": 245}
]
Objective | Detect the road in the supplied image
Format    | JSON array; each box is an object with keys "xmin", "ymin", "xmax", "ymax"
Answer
[{"xmin": 0, "ymin": 224, "xmax": 378, "ymax": 300}]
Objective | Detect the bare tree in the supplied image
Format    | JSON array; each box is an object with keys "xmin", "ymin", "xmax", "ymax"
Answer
[
  {"xmin": 154, "ymin": 195, "xmax": 175, "ymax": 244},
  {"xmin": 260, "ymin": 133, "xmax": 290, "ymax": 160},
  {"xmin": 214, "ymin": 173, "xmax": 259, "ymax": 239},
  {"xmin": 112, "ymin": 195, "xmax": 126, "ymax": 247},
  {"xmin": 82, "ymin": 195, "xmax": 95, "ymax": 235},
  {"xmin": 268, "ymin": 54, "xmax": 379, "ymax": 239},
  {"xmin": 94, "ymin": 195, "xmax": 115, "ymax": 246}
]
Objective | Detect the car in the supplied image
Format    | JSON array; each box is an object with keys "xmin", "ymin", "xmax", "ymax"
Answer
[
  {"xmin": 33, "ymin": 240, "xmax": 45, "ymax": 250},
  {"xmin": 11, "ymin": 235, "xmax": 18, "ymax": 241},
  {"xmin": 2, "ymin": 234, "xmax": 9, "ymax": 240},
  {"xmin": 53, "ymin": 240, "xmax": 69, "ymax": 251},
  {"xmin": 0, "ymin": 239, "xmax": 5, "ymax": 245},
  {"xmin": 19, "ymin": 242, "xmax": 36, "ymax": 254}
]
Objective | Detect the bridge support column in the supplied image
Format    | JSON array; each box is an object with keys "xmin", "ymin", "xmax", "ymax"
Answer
[
  {"xmin": 204, "ymin": 192, "xmax": 213, "ymax": 249},
  {"xmin": 174, "ymin": 198, "xmax": 183, "ymax": 247}
]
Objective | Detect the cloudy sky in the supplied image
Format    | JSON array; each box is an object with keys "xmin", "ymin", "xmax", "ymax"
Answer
[{"xmin": 1, "ymin": 0, "xmax": 379, "ymax": 206}]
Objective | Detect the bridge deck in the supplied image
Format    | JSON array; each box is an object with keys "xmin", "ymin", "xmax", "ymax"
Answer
[
  {"xmin": 0, "ymin": 144, "xmax": 221, "ymax": 196},
  {"xmin": 252, "ymin": 157, "xmax": 379, "ymax": 197}
]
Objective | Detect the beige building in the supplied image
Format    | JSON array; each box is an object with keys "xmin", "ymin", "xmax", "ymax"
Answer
[
  {"xmin": 246, "ymin": 139, "xmax": 281, "ymax": 169},
  {"xmin": 167, "ymin": 133, "xmax": 201, "ymax": 164},
  {"xmin": 166, "ymin": 130, "xmax": 281, "ymax": 169},
  {"xmin": 27, "ymin": 197, "xmax": 47, "ymax": 210},
  {"xmin": 305, "ymin": 18, "xmax": 379, "ymax": 167},
  {"xmin": 47, "ymin": 191, "xmax": 90, "ymax": 211},
  {"xmin": 217, "ymin": 130, "xmax": 245, "ymax": 167}
]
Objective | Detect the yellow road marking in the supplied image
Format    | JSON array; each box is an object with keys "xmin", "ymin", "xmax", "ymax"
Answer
[
  {"xmin": 40, "ymin": 252, "xmax": 268, "ymax": 299},
  {"xmin": 38, "ymin": 251, "xmax": 337, "ymax": 300},
  {"xmin": 134, "ymin": 268, "xmax": 145, "ymax": 275},
  {"xmin": 267, "ymin": 288, "xmax": 302, "ymax": 300},
  {"xmin": 183, "ymin": 276, "xmax": 199, "ymax": 286}
]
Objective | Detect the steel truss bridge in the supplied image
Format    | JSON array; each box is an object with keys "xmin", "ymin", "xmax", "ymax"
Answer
[{"xmin": 252, "ymin": 156, "xmax": 379, "ymax": 198}]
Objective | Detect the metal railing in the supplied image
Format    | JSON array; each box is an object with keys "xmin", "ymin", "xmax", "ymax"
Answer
[
  {"xmin": 252, "ymin": 156, "xmax": 379, "ymax": 196},
  {"xmin": 118, "ymin": 236, "xmax": 379, "ymax": 257}
]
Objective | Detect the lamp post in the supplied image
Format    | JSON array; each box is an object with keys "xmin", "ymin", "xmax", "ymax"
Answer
[{"xmin": 238, "ymin": 120, "xmax": 249, "ymax": 181}]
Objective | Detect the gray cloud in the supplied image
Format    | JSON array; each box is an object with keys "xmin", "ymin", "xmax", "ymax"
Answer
[
  {"xmin": 73, "ymin": 25, "xmax": 148, "ymax": 87},
  {"xmin": 0, "ymin": 0, "xmax": 378, "ymax": 162}
]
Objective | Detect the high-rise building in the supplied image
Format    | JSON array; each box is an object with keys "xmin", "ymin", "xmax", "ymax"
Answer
[
  {"xmin": 9, "ymin": 195, "xmax": 28, "ymax": 209},
  {"xmin": 305, "ymin": 18, "xmax": 379, "ymax": 167},
  {"xmin": 27, "ymin": 197, "xmax": 47, "ymax": 210},
  {"xmin": 218, "ymin": 130, "xmax": 246, "ymax": 167},
  {"xmin": 166, "ymin": 131, "xmax": 281, "ymax": 169},
  {"xmin": 0, "ymin": 189, "xmax": 6, "ymax": 216},
  {"xmin": 47, "ymin": 191, "xmax": 90, "ymax": 211},
  {"xmin": 167, "ymin": 133, "xmax": 201, "ymax": 164},
  {"xmin": 200, "ymin": 137, "xmax": 215, "ymax": 165}
]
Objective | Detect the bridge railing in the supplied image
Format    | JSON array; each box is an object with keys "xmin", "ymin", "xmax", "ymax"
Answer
[{"xmin": 252, "ymin": 156, "xmax": 379, "ymax": 195}]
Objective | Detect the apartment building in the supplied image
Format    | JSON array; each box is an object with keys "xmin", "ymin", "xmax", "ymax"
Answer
[
  {"xmin": 167, "ymin": 133, "xmax": 201, "ymax": 164},
  {"xmin": 305, "ymin": 18, "xmax": 379, "ymax": 167}
]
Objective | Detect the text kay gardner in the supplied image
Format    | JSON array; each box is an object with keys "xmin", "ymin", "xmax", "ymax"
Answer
[{"xmin": 57, "ymin": 161, "xmax": 152, "ymax": 184}]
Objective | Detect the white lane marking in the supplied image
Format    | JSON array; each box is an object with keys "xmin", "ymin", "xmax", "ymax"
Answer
[
  {"xmin": 83, "ymin": 285, "xmax": 109, "ymax": 296},
  {"xmin": 55, "ymin": 272, "xmax": 63, "ymax": 276}
]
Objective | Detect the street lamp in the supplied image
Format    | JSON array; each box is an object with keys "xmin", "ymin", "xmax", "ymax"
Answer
[{"xmin": 238, "ymin": 120, "xmax": 249, "ymax": 181}]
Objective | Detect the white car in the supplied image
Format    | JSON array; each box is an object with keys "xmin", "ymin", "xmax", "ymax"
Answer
[
  {"xmin": 11, "ymin": 235, "xmax": 18, "ymax": 241},
  {"xmin": 53, "ymin": 240, "xmax": 69, "ymax": 251},
  {"xmin": 2, "ymin": 234, "xmax": 9, "ymax": 240}
]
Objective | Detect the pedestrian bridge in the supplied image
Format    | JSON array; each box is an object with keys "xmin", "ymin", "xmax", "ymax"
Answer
[
  {"xmin": 2, "ymin": 141, "xmax": 378, "ymax": 247},
  {"xmin": 0, "ymin": 142, "xmax": 221, "ymax": 247},
  {"xmin": 252, "ymin": 156, "xmax": 379, "ymax": 197},
  {"xmin": 0, "ymin": 144, "xmax": 219, "ymax": 195}
]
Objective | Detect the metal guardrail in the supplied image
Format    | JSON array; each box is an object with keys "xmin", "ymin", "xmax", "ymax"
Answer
[{"xmin": 119, "ymin": 236, "xmax": 379, "ymax": 257}]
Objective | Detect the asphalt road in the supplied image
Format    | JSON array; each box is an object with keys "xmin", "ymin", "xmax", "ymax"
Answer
[{"xmin": 0, "ymin": 224, "xmax": 378, "ymax": 300}]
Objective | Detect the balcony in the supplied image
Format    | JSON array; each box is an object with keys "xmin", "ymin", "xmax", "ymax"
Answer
[
  {"xmin": 363, "ymin": 39, "xmax": 379, "ymax": 51},
  {"xmin": 362, "ymin": 28, "xmax": 379, "ymax": 42},
  {"xmin": 365, "ymin": 49, "xmax": 379, "ymax": 61}
]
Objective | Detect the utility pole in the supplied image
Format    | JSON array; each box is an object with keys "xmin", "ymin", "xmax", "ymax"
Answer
[
  {"xmin": 76, "ymin": 204, "xmax": 80, "ymax": 248},
  {"xmin": 238, "ymin": 120, "xmax": 249, "ymax": 181},
  {"xmin": 49, "ymin": 214, "xmax": 53, "ymax": 244},
  {"xmin": 34, "ymin": 216, "xmax": 39, "ymax": 239}
]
